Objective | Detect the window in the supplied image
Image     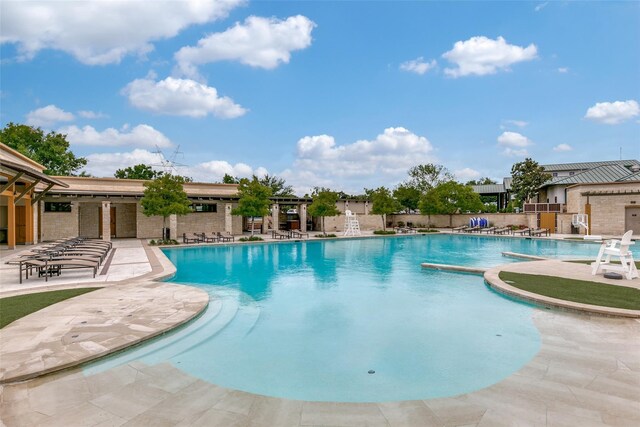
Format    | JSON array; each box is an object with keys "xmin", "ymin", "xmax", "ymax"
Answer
[
  {"xmin": 191, "ymin": 203, "xmax": 217, "ymax": 213},
  {"xmin": 45, "ymin": 202, "xmax": 72, "ymax": 212},
  {"xmin": 552, "ymin": 172, "xmax": 558, "ymax": 177},
  {"xmin": 569, "ymin": 172, "xmax": 575, "ymax": 176}
]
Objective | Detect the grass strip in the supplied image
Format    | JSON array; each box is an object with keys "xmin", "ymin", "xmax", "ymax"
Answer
[
  {"xmin": 498, "ymin": 271, "xmax": 640, "ymax": 310},
  {"xmin": 0, "ymin": 288, "xmax": 100, "ymax": 329}
]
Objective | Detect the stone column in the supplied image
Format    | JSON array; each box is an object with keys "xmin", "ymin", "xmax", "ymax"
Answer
[
  {"xmin": 24, "ymin": 200, "xmax": 33, "ymax": 245},
  {"xmin": 7, "ymin": 191, "xmax": 15, "ymax": 249},
  {"xmin": 169, "ymin": 214, "xmax": 178, "ymax": 240},
  {"xmin": 299, "ymin": 203, "xmax": 307, "ymax": 232},
  {"xmin": 33, "ymin": 200, "xmax": 39, "ymax": 244},
  {"xmin": 269, "ymin": 204, "xmax": 279, "ymax": 233},
  {"xmin": 225, "ymin": 203, "xmax": 233, "ymax": 234},
  {"xmin": 101, "ymin": 201, "xmax": 111, "ymax": 242}
]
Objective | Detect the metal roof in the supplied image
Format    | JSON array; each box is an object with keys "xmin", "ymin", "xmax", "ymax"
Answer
[
  {"xmin": 541, "ymin": 159, "xmax": 640, "ymax": 172},
  {"xmin": 0, "ymin": 158, "xmax": 69, "ymax": 188},
  {"xmin": 549, "ymin": 164, "xmax": 634, "ymax": 185},
  {"xmin": 617, "ymin": 171, "xmax": 640, "ymax": 182},
  {"xmin": 503, "ymin": 177, "xmax": 512, "ymax": 190},
  {"xmin": 471, "ymin": 184, "xmax": 505, "ymax": 194}
]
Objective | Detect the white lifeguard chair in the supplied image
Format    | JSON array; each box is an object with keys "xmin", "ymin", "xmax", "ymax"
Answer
[
  {"xmin": 591, "ymin": 230, "xmax": 638, "ymax": 280},
  {"xmin": 343, "ymin": 210, "xmax": 361, "ymax": 237}
]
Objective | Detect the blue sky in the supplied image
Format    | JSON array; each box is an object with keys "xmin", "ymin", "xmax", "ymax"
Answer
[{"xmin": 2, "ymin": 0, "xmax": 639, "ymax": 194}]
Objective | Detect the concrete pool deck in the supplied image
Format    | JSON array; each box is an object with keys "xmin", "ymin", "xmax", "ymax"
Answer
[{"xmin": 1, "ymin": 235, "xmax": 639, "ymax": 426}]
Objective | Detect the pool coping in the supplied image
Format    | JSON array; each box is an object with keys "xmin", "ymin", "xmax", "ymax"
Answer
[{"xmin": 484, "ymin": 260, "xmax": 640, "ymax": 318}]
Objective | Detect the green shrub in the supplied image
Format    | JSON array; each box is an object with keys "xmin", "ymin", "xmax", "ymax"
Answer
[
  {"xmin": 151, "ymin": 239, "xmax": 179, "ymax": 245},
  {"xmin": 239, "ymin": 236, "xmax": 264, "ymax": 242},
  {"xmin": 397, "ymin": 221, "xmax": 405, "ymax": 227},
  {"xmin": 417, "ymin": 229, "xmax": 439, "ymax": 233},
  {"xmin": 373, "ymin": 230, "xmax": 396, "ymax": 235},
  {"xmin": 315, "ymin": 233, "xmax": 337, "ymax": 238}
]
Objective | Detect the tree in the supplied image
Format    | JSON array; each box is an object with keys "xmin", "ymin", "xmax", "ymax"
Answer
[
  {"xmin": 407, "ymin": 163, "xmax": 454, "ymax": 194},
  {"xmin": 307, "ymin": 188, "xmax": 340, "ymax": 236},
  {"xmin": 510, "ymin": 158, "xmax": 552, "ymax": 204},
  {"xmin": 419, "ymin": 181, "xmax": 484, "ymax": 218},
  {"xmin": 232, "ymin": 177, "xmax": 272, "ymax": 236},
  {"xmin": 0, "ymin": 122, "xmax": 87, "ymax": 175},
  {"xmin": 222, "ymin": 173, "xmax": 239, "ymax": 184},
  {"xmin": 258, "ymin": 174, "xmax": 295, "ymax": 197},
  {"xmin": 141, "ymin": 174, "xmax": 192, "ymax": 239},
  {"xmin": 368, "ymin": 186, "xmax": 401, "ymax": 231},
  {"xmin": 115, "ymin": 164, "xmax": 162, "ymax": 180},
  {"xmin": 393, "ymin": 184, "xmax": 421, "ymax": 213},
  {"xmin": 466, "ymin": 177, "xmax": 498, "ymax": 185}
]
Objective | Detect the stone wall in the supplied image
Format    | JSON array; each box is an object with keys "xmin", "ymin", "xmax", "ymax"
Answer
[
  {"xmin": 136, "ymin": 203, "xmax": 165, "ymax": 239},
  {"xmin": 78, "ymin": 203, "xmax": 100, "ymax": 238},
  {"xmin": 115, "ymin": 203, "xmax": 137, "ymax": 238},
  {"xmin": 40, "ymin": 201, "xmax": 79, "ymax": 241},
  {"xmin": 392, "ymin": 213, "xmax": 534, "ymax": 229},
  {"xmin": 177, "ymin": 210, "xmax": 226, "ymax": 236},
  {"xmin": 317, "ymin": 213, "xmax": 536, "ymax": 232},
  {"xmin": 567, "ymin": 182, "xmax": 640, "ymax": 235}
]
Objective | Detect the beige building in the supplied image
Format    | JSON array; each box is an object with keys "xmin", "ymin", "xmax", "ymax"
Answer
[
  {"xmin": 38, "ymin": 176, "xmax": 245, "ymax": 242},
  {"xmin": 566, "ymin": 181, "xmax": 640, "ymax": 236},
  {"xmin": 1, "ymin": 143, "xmax": 68, "ymax": 249},
  {"xmin": 35, "ymin": 176, "xmax": 318, "ymax": 241}
]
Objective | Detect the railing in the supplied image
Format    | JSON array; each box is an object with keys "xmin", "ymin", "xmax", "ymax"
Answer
[{"xmin": 523, "ymin": 203, "xmax": 563, "ymax": 213}]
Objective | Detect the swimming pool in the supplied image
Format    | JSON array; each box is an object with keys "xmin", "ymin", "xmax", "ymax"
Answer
[{"xmin": 86, "ymin": 235, "xmax": 598, "ymax": 402}]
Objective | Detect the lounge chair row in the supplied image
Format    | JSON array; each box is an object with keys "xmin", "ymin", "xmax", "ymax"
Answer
[
  {"xmin": 394, "ymin": 227, "xmax": 417, "ymax": 234},
  {"xmin": 16, "ymin": 237, "xmax": 112, "ymax": 283},
  {"xmin": 183, "ymin": 232, "xmax": 235, "ymax": 244},
  {"xmin": 272, "ymin": 230, "xmax": 309, "ymax": 240},
  {"xmin": 452, "ymin": 225, "xmax": 550, "ymax": 236}
]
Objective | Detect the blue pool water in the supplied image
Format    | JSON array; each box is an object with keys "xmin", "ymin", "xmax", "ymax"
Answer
[{"xmin": 85, "ymin": 235, "xmax": 599, "ymax": 402}]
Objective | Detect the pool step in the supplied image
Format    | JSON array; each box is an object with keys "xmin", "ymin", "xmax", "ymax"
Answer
[
  {"xmin": 420, "ymin": 262, "xmax": 487, "ymax": 275},
  {"xmin": 84, "ymin": 289, "xmax": 250, "ymax": 373},
  {"xmin": 501, "ymin": 251, "xmax": 548, "ymax": 261}
]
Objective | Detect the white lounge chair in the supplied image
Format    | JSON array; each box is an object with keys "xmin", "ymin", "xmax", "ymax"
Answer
[{"xmin": 591, "ymin": 230, "xmax": 638, "ymax": 280}]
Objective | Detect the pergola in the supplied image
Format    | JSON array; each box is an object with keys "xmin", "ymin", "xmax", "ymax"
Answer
[{"xmin": 1, "ymin": 147, "xmax": 68, "ymax": 249}]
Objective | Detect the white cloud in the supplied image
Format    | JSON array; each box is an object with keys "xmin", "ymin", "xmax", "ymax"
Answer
[
  {"xmin": 502, "ymin": 148, "xmax": 529, "ymax": 157},
  {"xmin": 287, "ymin": 127, "xmax": 436, "ymax": 194},
  {"xmin": 501, "ymin": 119, "xmax": 528, "ymax": 129},
  {"xmin": 78, "ymin": 110, "xmax": 108, "ymax": 119},
  {"xmin": 454, "ymin": 168, "xmax": 481, "ymax": 182},
  {"xmin": 84, "ymin": 149, "xmax": 163, "ymax": 177},
  {"xmin": 442, "ymin": 36, "xmax": 537, "ymax": 78},
  {"xmin": 584, "ymin": 100, "xmax": 640, "ymax": 125},
  {"xmin": 399, "ymin": 57, "xmax": 437, "ymax": 75},
  {"xmin": 175, "ymin": 15, "xmax": 315, "ymax": 78},
  {"xmin": 557, "ymin": 67, "xmax": 569, "ymax": 73},
  {"xmin": 498, "ymin": 131, "xmax": 532, "ymax": 157},
  {"xmin": 535, "ymin": 2, "xmax": 549, "ymax": 12},
  {"xmin": 84, "ymin": 148, "xmax": 269, "ymax": 182},
  {"xmin": 497, "ymin": 131, "xmax": 532, "ymax": 148},
  {"xmin": 189, "ymin": 161, "xmax": 268, "ymax": 182},
  {"xmin": 122, "ymin": 76, "xmax": 246, "ymax": 118},
  {"xmin": 60, "ymin": 124, "xmax": 172, "ymax": 148},
  {"xmin": 1, "ymin": 0, "xmax": 243, "ymax": 65},
  {"xmin": 553, "ymin": 143, "xmax": 572, "ymax": 152},
  {"xmin": 26, "ymin": 105, "xmax": 75, "ymax": 127}
]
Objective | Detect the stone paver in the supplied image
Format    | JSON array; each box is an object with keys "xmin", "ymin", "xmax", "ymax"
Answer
[
  {"xmin": 1, "ymin": 310, "xmax": 638, "ymax": 426},
  {"xmin": 0, "ymin": 281, "xmax": 208, "ymax": 383}
]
